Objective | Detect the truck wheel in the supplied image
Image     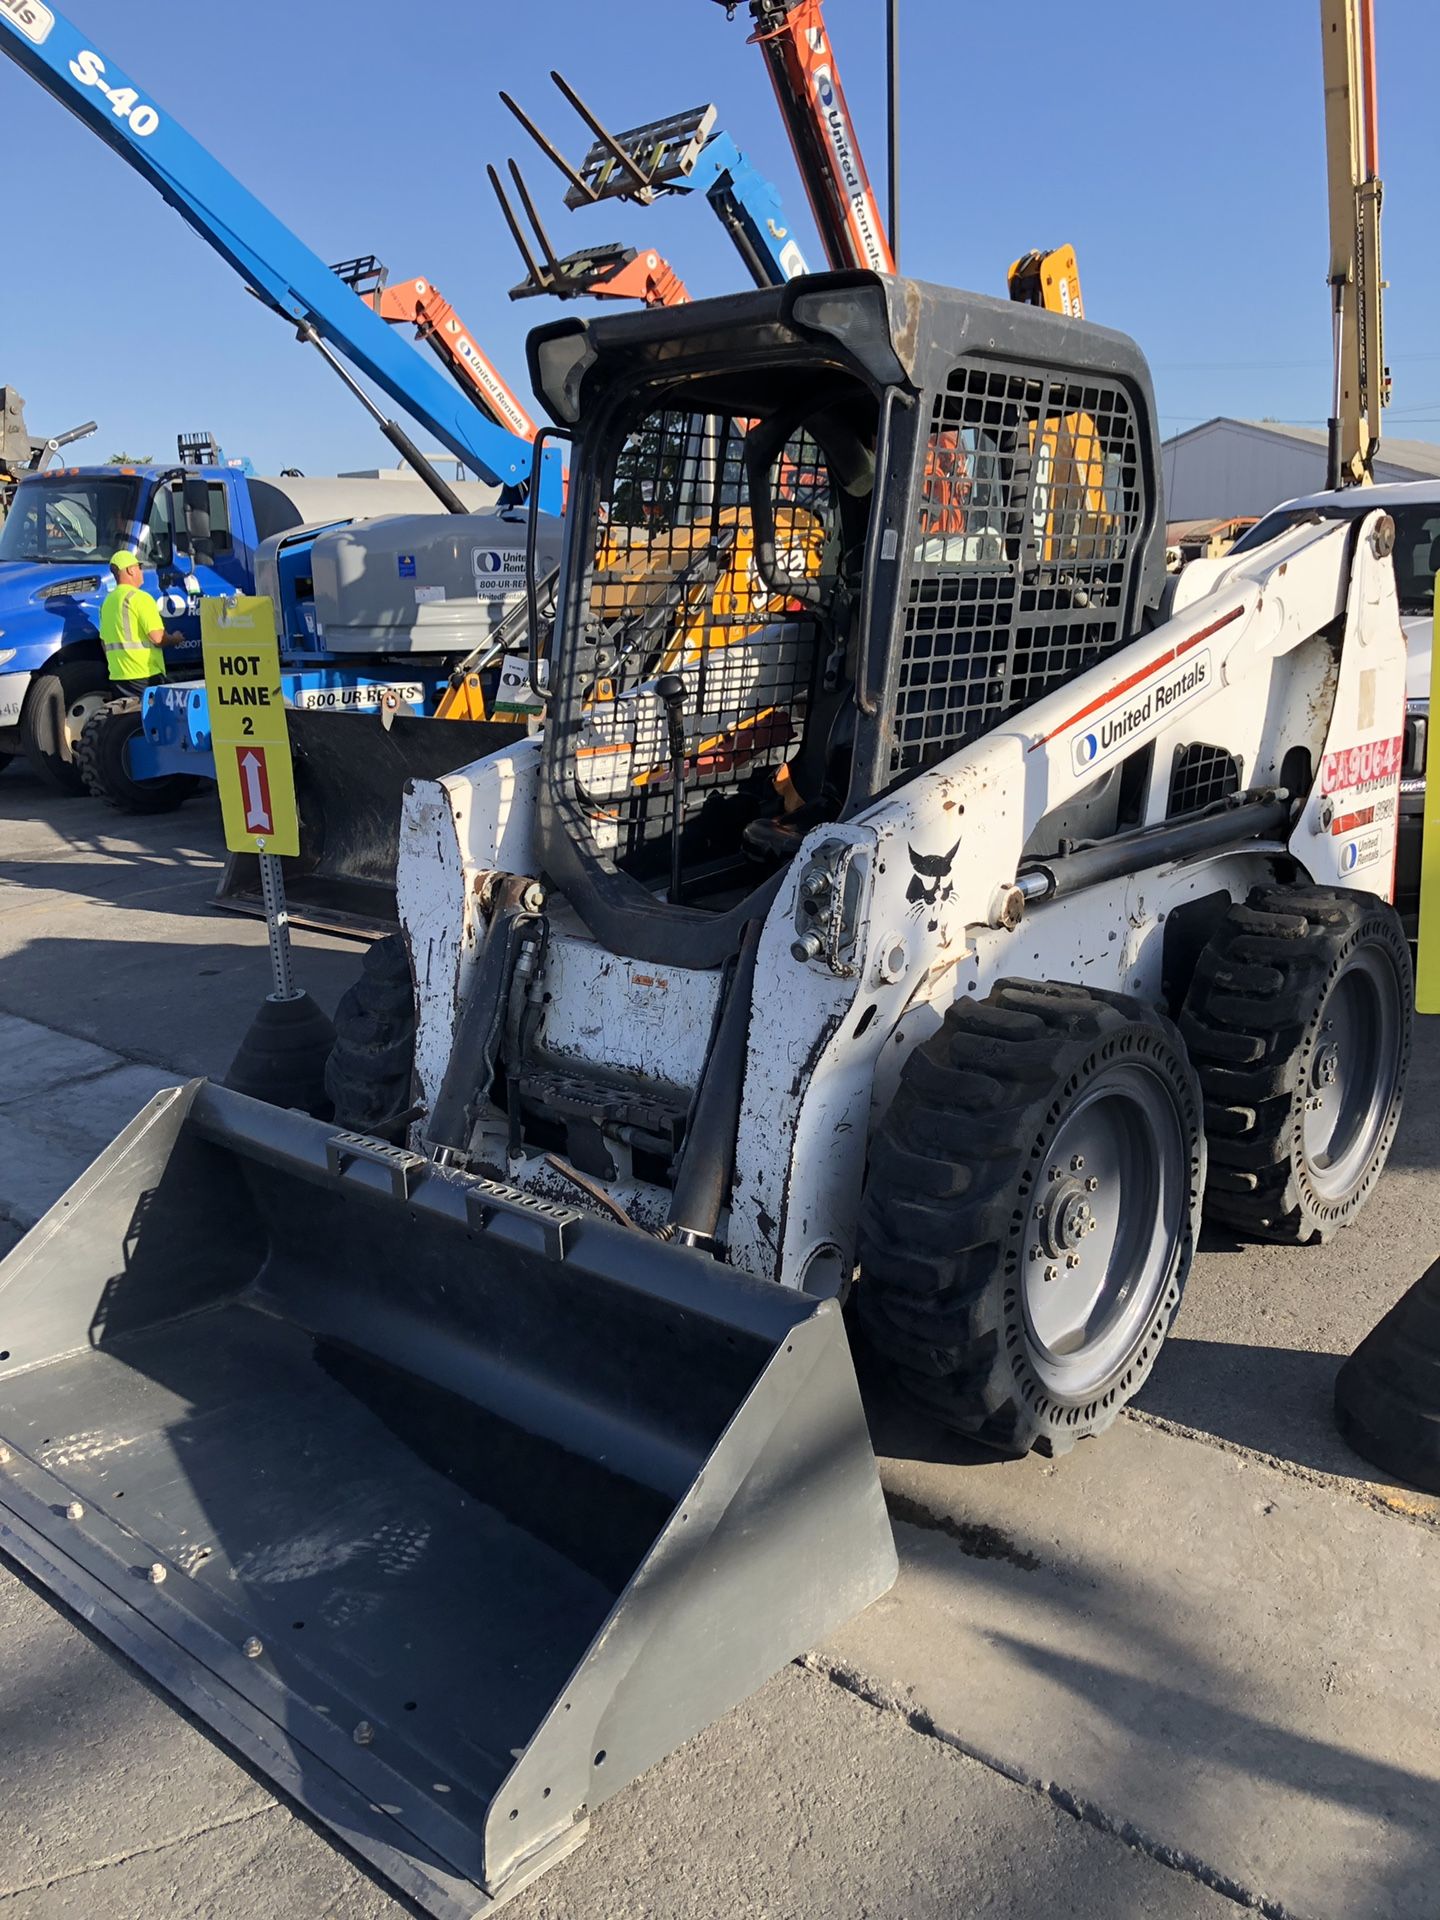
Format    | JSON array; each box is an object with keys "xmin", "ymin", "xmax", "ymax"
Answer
[
  {"xmin": 324, "ymin": 934, "xmax": 417, "ymax": 1139},
  {"xmin": 76, "ymin": 701, "xmax": 197, "ymax": 813},
  {"xmin": 1181, "ymin": 885, "xmax": 1411, "ymax": 1244},
  {"xmin": 857, "ymin": 982, "xmax": 1205, "ymax": 1457},
  {"xmin": 19, "ymin": 659, "xmax": 110, "ymax": 794}
]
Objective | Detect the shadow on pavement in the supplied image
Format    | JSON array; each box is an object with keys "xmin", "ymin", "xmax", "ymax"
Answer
[{"xmin": 1131, "ymin": 1336, "xmax": 1375, "ymax": 1480}]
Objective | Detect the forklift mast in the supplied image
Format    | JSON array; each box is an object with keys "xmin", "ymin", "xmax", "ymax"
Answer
[{"xmin": 1321, "ymin": 0, "xmax": 1387, "ymax": 487}]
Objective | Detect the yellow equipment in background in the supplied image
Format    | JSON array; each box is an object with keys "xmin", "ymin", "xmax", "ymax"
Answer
[{"xmin": 1008, "ymin": 244, "xmax": 1085, "ymax": 319}]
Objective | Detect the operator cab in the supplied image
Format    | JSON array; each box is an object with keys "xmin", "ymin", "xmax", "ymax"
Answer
[{"xmin": 528, "ymin": 273, "xmax": 1165, "ymax": 967}]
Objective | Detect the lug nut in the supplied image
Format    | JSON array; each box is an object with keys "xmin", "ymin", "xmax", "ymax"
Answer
[
  {"xmin": 1071, "ymin": 1155, "xmax": 1085, "ymax": 1172},
  {"xmin": 1067, "ymin": 1254, "xmax": 1081, "ymax": 1270},
  {"xmin": 148, "ymin": 1562, "xmax": 167, "ymax": 1584},
  {"xmin": 1087, "ymin": 1219, "xmax": 1098, "ymax": 1234},
  {"xmin": 1044, "ymin": 1263, "xmax": 1059, "ymax": 1283},
  {"xmin": 243, "ymin": 1636, "xmax": 264, "ymax": 1659},
  {"xmin": 1085, "ymin": 1176, "xmax": 1099, "ymax": 1192},
  {"xmin": 65, "ymin": 1500, "xmax": 84, "ymax": 1520}
]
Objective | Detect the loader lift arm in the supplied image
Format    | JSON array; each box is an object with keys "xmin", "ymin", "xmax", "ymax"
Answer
[
  {"xmin": 0, "ymin": 3, "xmax": 559, "ymax": 507},
  {"xmin": 1321, "ymin": 0, "xmax": 1388, "ymax": 486}
]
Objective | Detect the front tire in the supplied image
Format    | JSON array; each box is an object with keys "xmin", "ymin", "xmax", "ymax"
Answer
[
  {"xmin": 19, "ymin": 658, "xmax": 110, "ymax": 793},
  {"xmin": 1181, "ymin": 885, "xmax": 1412, "ymax": 1244},
  {"xmin": 324, "ymin": 934, "xmax": 417, "ymax": 1139},
  {"xmin": 858, "ymin": 981, "xmax": 1205, "ymax": 1457},
  {"xmin": 76, "ymin": 700, "xmax": 197, "ymax": 813}
]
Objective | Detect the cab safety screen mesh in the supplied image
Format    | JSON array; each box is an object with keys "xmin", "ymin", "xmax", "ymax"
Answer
[
  {"xmin": 566, "ymin": 407, "xmax": 836, "ymax": 877},
  {"xmin": 891, "ymin": 363, "xmax": 1144, "ymax": 776}
]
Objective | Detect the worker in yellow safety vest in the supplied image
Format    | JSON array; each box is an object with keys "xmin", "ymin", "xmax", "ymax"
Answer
[{"xmin": 99, "ymin": 549, "xmax": 185, "ymax": 690}]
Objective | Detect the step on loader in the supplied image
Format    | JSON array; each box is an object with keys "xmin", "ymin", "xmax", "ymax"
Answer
[{"xmin": 0, "ymin": 272, "xmax": 1414, "ymax": 1912}]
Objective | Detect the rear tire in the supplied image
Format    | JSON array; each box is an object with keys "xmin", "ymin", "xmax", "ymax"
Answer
[
  {"xmin": 76, "ymin": 700, "xmax": 197, "ymax": 813},
  {"xmin": 324, "ymin": 934, "xmax": 417, "ymax": 1139},
  {"xmin": 19, "ymin": 658, "xmax": 110, "ymax": 793},
  {"xmin": 1180, "ymin": 884, "xmax": 1412, "ymax": 1244},
  {"xmin": 858, "ymin": 981, "xmax": 1205, "ymax": 1457}
]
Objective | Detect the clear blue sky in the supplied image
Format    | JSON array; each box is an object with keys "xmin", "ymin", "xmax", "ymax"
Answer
[{"xmin": 6, "ymin": 0, "xmax": 1437, "ymax": 475}]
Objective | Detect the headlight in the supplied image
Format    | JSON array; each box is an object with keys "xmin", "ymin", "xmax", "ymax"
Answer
[{"xmin": 1402, "ymin": 696, "xmax": 1428, "ymax": 791}]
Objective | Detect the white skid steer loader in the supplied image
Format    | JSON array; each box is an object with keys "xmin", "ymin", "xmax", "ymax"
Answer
[{"xmin": 0, "ymin": 272, "xmax": 1413, "ymax": 1913}]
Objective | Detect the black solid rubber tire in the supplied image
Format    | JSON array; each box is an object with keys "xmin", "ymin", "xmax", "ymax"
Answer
[
  {"xmin": 1180, "ymin": 884, "xmax": 1412, "ymax": 1244},
  {"xmin": 76, "ymin": 700, "xmax": 198, "ymax": 813},
  {"xmin": 324, "ymin": 934, "xmax": 417, "ymax": 1139},
  {"xmin": 19, "ymin": 657, "xmax": 109, "ymax": 794},
  {"xmin": 857, "ymin": 980, "xmax": 1205, "ymax": 1457}
]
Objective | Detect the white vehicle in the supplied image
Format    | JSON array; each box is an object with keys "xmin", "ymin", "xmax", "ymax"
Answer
[
  {"xmin": 0, "ymin": 275, "xmax": 1416, "ymax": 1916},
  {"xmin": 1175, "ymin": 479, "xmax": 1437, "ymax": 929}
]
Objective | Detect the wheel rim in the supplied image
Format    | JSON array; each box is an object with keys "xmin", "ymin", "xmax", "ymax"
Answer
[
  {"xmin": 1022, "ymin": 1061, "xmax": 1187, "ymax": 1397},
  {"xmin": 65, "ymin": 690, "xmax": 109, "ymax": 756},
  {"xmin": 1302, "ymin": 942, "xmax": 1403, "ymax": 1200}
]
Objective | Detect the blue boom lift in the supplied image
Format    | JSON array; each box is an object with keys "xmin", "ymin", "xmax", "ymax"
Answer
[{"xmin": 0, "ymin": 0, "xmax": 560, "ymax": 816}]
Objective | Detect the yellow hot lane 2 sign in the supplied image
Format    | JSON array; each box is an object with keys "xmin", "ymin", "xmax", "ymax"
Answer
[{"xmin": 201, "ymin": 596, "xmax": 299, "ymax": 859}]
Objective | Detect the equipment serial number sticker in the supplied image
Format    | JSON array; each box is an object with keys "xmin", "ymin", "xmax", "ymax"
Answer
[
  {"xmin": 1321, "ymin": 732, "xmax": 1403, "ymax": 794},
  {"xmin": 1, "ymin": 0, "xmax": 53, "ymax": 44},
  {"xmin": 1071, "ymin": 651, "xmax": 1212, "ymax": 776}
]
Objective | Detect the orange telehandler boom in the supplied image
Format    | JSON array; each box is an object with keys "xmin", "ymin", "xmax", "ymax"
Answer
[{"xmin": 330, "ymin": 254, "xmax": 540, "ymax": 441}]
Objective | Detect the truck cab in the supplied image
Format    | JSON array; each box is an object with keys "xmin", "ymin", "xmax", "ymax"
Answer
[{"xmin": 0, "ymin": 461, "xmax": 258, "ymax": 789}]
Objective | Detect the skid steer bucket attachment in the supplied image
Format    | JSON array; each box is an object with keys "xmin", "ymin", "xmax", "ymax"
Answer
[
  {"xmin": 215, "ymin": 711, "xmax": 523, "ymax": 938},
  {"xmin": 0, "ymin": 1081, "xmax": 896, "ymax": 1914}
]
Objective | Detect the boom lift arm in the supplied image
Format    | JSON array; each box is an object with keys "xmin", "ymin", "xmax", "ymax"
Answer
[
  {"xmin": 330, "ymin": 256, "xmax": 539, "ymax": 441},
  {"xmin": 488, "ymin": 159, "xmax": 692, "ymax": 306},
  {"xmin": 0, "ymin": 4, "xmax": 559, "ymax": 507},
  {"xmin": 714, "ymin": 0, "xmax": 894, "ymax": 274},
  {"xmin": 502, "ymin": 78, "xmax": 809, "ymax": 287},
  {"xmin": 1321, "ymin": 0, "xmax": 1388, "ymax": 486}
]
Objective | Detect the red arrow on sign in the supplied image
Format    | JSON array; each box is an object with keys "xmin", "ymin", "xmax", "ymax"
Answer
[{"xmin": 236, "ymin": 745, "xmax": 274, "ymax": 835}]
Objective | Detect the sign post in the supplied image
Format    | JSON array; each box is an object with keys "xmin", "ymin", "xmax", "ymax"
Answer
[{"xmin": 202, "ymin": 595, "xmax": 300, "ymax": 1003}]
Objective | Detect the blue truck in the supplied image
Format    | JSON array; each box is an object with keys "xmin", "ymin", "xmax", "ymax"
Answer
[{"xmin": 0, "ymin": 459, "xmax": 498, "ymax": 795}]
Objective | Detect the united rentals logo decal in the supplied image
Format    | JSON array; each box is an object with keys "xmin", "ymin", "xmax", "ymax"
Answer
[
  {"xmin": 1, "ymin": 0, "xmax": 54, "ymax": 43},
  {"xmin": 811, "ymin": 65, "xmax": 888, "ymax": 272},
  {"xmin": 1071, "ymin": 650, "xmax": 1212, "ymax": 776}
]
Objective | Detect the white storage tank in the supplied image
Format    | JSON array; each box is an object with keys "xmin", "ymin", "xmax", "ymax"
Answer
[{"xmin": 309, "ymin": 511, "xmax": 566, "ymax": 653}]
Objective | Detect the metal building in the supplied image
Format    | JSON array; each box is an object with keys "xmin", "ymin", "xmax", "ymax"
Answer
[{"xmin": 1162, "ymin": 417, "xmax": 1440, "ymax": 521}]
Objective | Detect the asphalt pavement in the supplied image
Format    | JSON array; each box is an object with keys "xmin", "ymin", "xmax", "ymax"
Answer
[{"xmin": 0, "ymin": 759, "xmax": 1437, "ymax": 1920}]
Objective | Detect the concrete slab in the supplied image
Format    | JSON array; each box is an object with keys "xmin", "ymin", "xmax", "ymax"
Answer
[
  {"xmin": 0, "ymin": 1013, "xmax": 122, "ymax": 1099},
  {"xmin": 0, "ymin": 1052, "xmax": 177, "ymax": 1226},
  {"xmin": 0, "ymin": 768, "xmax": 361, "ymax": 1077},
  {"xmin": 0, "ymin": 1554, "xmax": 1236, "ymax": 1920},
  {"xmin": 0, "ymin": 1565, "xmax": 273, "ymax": 1899},
  {"xmin": 822, "ymin": 1408, "xmax": 1440, "ymax": 1920}
]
